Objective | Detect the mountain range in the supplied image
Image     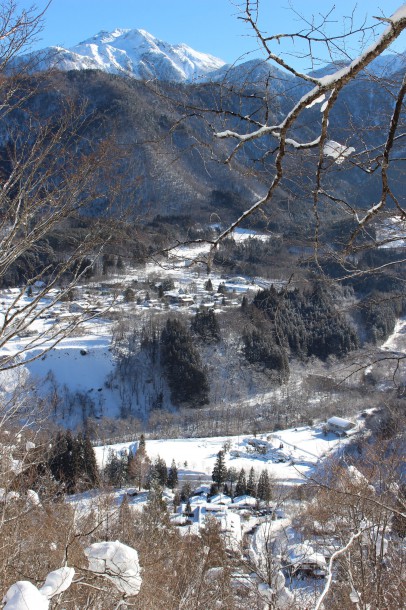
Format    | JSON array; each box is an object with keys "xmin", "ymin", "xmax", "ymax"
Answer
[
  {"xmin": 15, "ymin": 28, "xmax": 226, "ymax": 82},
  {"xmin": 4, "ymin": 29, "xmax": 405, "ymax": 239},
  {"xmin": 14, "ymin": 27, "xmax": 405, "ymax": 84}
]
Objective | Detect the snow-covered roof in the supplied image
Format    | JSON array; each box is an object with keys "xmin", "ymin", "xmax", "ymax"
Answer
[
  {"xmin": 232, "ymin": 494, "xmax": 257, "ymax": 507},
  {"xmin": 209, "ymin": 493, "xmax": 232, "ymax": 505},
  {"xmin": 289, "ymin": 543, "xmax": 326, "ymax": 569},
  {"xmin": 327, "ymin": 416, "xmax": 355, "ymax": 429}
]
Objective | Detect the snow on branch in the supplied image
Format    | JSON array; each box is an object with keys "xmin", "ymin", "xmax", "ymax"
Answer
[
  {"xmin": 2, "ymin": 567, "xmax": 74, "ymax": 610},
  {"xmin": 323, "ymin": 140, "xmax": 355, "ymax": 164},
  {"xmin": 313, "ymin": 528, "xmax": 365, "ymax": 610},
  {"xmin": 2, "ymin": 541, "xmax": 142, "ymax": 609},
  {"xmin": 2, "ymin": 581, "xmax": 49, "ymax": 610},
  {"xmin": 85, "ymin": 540, "xmax": 142, "ymax": 597},
  {"xmin": 39, "ymin": 567, "xmax": 75, "ymax": 599},
  {"xmin": 210, "ymin": 4, "xmax": 406, "ymax": 251},
  {"xmin": 215, "ymin": 6, "xmax": 406, "ymax": 150}
]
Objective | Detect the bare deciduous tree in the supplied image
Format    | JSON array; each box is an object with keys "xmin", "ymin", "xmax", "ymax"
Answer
[{"xmin": 0, "ymin": 1, "xmax": 127, "ymax": 371}]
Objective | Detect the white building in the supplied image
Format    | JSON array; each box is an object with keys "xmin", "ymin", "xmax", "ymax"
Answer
[{"xmin": 326, "ymin": 416, "xmax": 355, "ymax": 435}]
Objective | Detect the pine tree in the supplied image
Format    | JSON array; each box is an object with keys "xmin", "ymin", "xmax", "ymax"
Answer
[
  {"xmin": 227, "ymin": 467, "xmax": 238, "ymax": 497},
  {"xmin": 167, "ymin": 459, "xmax": 178, "ymax": 490},
  {"xmin": 143, "ymin": 480, "xmax": 170, "ymax": 529},
  {"xmin": 246, "ymin": 467, "xmax": 257, "ymax": 498},
  {"xmin": 65, "ymin": 431, "xmax": 80, "ymax": 494},
  {"xmin": 191, "ymin": 309, "xmax": 221, "ymax": 343},
  {"xmin": 235, "ymin": 468, "xmax": 247, "ymax": 497},
  {"xmin": 160, "ymin": 318, "xmax": 209, "ymax": 406},
  {"xmin": 180, "ymin": 482, "xmax": 191, "ymax": 502},
  {"xmin": 79, "ymin": 434, "xmax": 99, "ymax": 489},
  {"xmin": 139, "ymin": 434, "xmax": 146, "ymax": 454},
  {"xmin": 48, "ymin": 431, "xmax": 68, "ymax": 485},
  {"xmin": 212, "ymin": 450, "xmax": 228, "ymax": 490},
  {"xmin": 49, "ymin": 431, "xmax": 82, "ymax": 494},
  {"xmin": 173, "ymin": 490, "xmax": 181, "ymax": 513},
  {"xmin": 104, "ymin": 449, "xmax": 127, "ymax": 488},
  {"xmin": 150, "ymin": 456, "xmax": 167, "ymax": 487},
  {"xmin": 257, "ymin": 470, "xmax": 272, "ymax": 503}
]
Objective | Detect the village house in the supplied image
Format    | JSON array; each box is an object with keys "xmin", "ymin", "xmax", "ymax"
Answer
[{"xmin": 326, "ymin": 416, "xmax": 356, "ymax": 435}]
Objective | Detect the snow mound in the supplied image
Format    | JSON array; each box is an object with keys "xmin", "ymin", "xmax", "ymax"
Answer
[
  {"xmin": 85, "ymin": 540, "xmax": 142, "ymax": 596},
  {"xmin": 2, "ymin": 581, "xmax": 49, "ymax": 610},
  {"xmin": 39, "ymin": 567, "xmax": 75, "ymax": 599}
]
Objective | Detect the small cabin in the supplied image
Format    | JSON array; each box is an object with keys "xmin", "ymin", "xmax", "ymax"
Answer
[
  {"xmin": 289, "ymin": 543, "xmax": 327, "ymax": 579},
  {"xmin": 326, "ymin": 416, "xmax": 355, "ymax": 435}
]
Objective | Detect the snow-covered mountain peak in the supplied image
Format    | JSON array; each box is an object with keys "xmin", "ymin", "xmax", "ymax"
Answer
[{"xmin": 15, "ymin": 28, "xmax": 226, "ymax": 83}]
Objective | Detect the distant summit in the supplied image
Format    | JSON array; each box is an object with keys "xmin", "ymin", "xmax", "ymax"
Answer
[{"xmin": 13, "ymin": 28, "xmax": 226, "ymax": 83}]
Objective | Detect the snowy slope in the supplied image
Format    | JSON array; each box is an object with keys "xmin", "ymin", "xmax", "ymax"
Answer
[{"xmin": 14, "ymin": 28, "xmax": 226, "ymax": 83}]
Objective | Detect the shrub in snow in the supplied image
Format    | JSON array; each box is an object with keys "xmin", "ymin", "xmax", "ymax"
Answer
[
  {"xmin": 85, "ymin": 540, "xmax": 142, "ymax": 596},
  {"xmin": 2, "ymin": 581, "xmax": 49, "ymax": 610}
]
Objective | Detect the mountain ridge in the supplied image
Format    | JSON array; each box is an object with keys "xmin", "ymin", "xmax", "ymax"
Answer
[
  {"xmin": 12, "ymin": 27, "xmax": 405, "ymax": 85},
  {"xmin": 14, "ymin": 27, "xmax": 226, "ymax": 83}
]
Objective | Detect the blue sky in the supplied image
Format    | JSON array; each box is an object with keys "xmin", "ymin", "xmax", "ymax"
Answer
[{"xmin": 16, "ymin": 0, "xmax": 406, "ymax": 69}]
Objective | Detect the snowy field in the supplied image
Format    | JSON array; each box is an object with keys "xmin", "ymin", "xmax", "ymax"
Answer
[{"xmin": 94, "ymin": 423, "xmax": 350, "ymax": 486}]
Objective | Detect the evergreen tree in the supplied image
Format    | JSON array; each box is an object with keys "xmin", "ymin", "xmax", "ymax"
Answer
[
  {"xmin": 77, "ymin": 434, "xmax": 99, "ymax": 489},
  {"xmin": 118, "ymin": 493, "xmax": 132, "ymax": 541},
  {"xmin": 204, "ymin": 278, "xmax": 213, "ymax": 291},
  {"xmin": 191, "ymin": 309, "xmax": 221, "ymax": 343},
  {"xmin": 180, "ymin": 482, "xmax": 192, "ymax": 502},
  {"xmin": 212, "ymin": 450, "xmax": 228, "ymax": 489},
  {"xmin": 48, "ymin": 431, "xmax": 81, "ymax": 494},
  {"xmin": 173, "ymin": 490, "xmax": 181, "ymax": 513},
  {"xmin": 246, "ymin": 467, "xmax": 257, "ymax": 498},
  {"xmin": 65, "ymin": 431, "xmax": 80, "ymax": 494},
  {"xmin": 227, "ymin": 467, "xmax": 238, "ymax": 497},
  {"xmin": 123, "ymin": 287, "xmax": 135, "ymax": 302},
  {"xmin": 167, "ymin": 459, "xmax": 179, "ymax": 490},
  {"xmin": 251, "ymin": 283, "xmax": 358, "ymax": 361},
  {"xmin": 116, "ymin": 255, "xmax": 125, "ymax": 272},
  {"xmin": 149, "ymin": 456, "xmax": 167, "ymax": 487},
  {"xmin": 160, "ymin": 318, "xmax": 209, "ymax": 406},
  {"xmin": 257, "ymin": 470, "xmax": 272, "ymax": 503},
  {"xmin": 235, "ymin": 468, "xmax": 247, "ymax": 497},
  {"xmin": 139, "ymin": 434, "xmax": 146, "ymax": 454},
  {"xmin": 104, "ymin": 449, "xmax": 127, "ymax": 488},
  {"xmin": 143, "ymin": 480, "xmax": 170, "ymax": 529}
]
